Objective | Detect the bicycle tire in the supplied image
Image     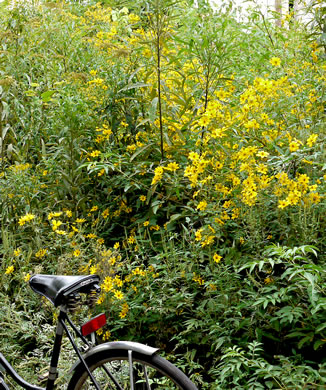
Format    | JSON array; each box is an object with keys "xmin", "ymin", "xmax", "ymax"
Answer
[{"xmin": 67, "ymin": 349, "xmax": 198, "ymax": 389}]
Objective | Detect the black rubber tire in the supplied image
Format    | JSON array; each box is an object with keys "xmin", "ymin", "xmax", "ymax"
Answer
[{"xmin": 67, "ymin": 349, "xmax": 197, "ymax": 390}]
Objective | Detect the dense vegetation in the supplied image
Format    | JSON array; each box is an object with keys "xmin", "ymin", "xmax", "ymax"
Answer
[{"xmin": 0, "ymin": 0, "xmax": 325, "ymax": 387}]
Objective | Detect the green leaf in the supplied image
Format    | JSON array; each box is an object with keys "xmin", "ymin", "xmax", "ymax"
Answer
[
  {"xmin": 314, "ymin": 339, "xmax": 325, "ymax": 350},
  {"xmin": 167, "ymin": 214, "xmax": 182, "ymax": 224},
  {"xmin": 118, "ymin": 82, "xmax": 150, "ymax": 93},
  {"xmin": 149, "ymin": 97, "xmax": 158, "ymax": 123},
  {"xmin": 316, "ymin": 322, "xmax": 326, "ymax": 333},
  {"xmin": 303, "ymin": 272, "xmax": 315, "ymax": 287},
  {"xmin": 41, "ymin": 90, "xmax": 56, "ymax": 102},
  {"xmin": 130, "ymin": 143, "xmax": 153, "ymax": 162},
  {"xmin": 151, "ymin": 200, "xmax": 162, "ymax": 215}
]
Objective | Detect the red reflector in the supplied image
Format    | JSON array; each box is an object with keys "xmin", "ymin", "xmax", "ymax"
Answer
[{"xmin": 81, "ymin": 313, "xmax": 107, "ymax": 336}]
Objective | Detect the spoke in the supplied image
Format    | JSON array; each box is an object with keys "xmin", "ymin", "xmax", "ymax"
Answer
[
  {"xmin": 143, "ymin": 364, "xmax": 151, "ymax": 390},
  {"xmin": 128, "ymin": 350, "xmax": 135, "ymax": 390},
  {"xmin": 98, "ymin": 363, "xmax": 124, "ymax": 390}
]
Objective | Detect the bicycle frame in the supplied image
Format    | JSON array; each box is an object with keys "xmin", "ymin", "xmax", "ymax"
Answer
[
  {"xmin": 0, "ymin": 304, "xmax": 99, "ymax": 390},
  {"xmin": 0, "ymin": 304, "xmax": 160, "ymax": 390}
]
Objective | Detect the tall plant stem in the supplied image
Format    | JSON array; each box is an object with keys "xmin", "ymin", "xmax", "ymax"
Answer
[{"xmin": 157, "ymin": 32, "xmax": 164, "ymax": 160}]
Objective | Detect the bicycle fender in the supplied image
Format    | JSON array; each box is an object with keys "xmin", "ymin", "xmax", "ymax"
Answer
[{"xmin": 70, "ymin": 341, "xmax": 159, "ymax": 372}]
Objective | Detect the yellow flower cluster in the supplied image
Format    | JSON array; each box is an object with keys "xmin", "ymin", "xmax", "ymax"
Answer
[
  {"xmin": 18, "ymin": 213, "xmax": 35, "ymax": 226},
  {"xmin": 60, "ymin": 3, "xmax": 324, "ymax": 262}
]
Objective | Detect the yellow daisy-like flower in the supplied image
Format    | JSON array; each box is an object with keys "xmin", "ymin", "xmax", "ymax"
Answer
[
  {"xmin": 197, "ymin": 201, "xmax": 207, "ymax": 211},
  {"xmin": 35, "ymin": 248, "xmax": 47, "ymax": 258},
  {"xmin": 128, "ymin": 236, "xmax": 136, "ymax": 244},
  {"xmin": 139, "ymin": 195, "xmax": 146, "ymax": 202},
  {"xmin": 114, "ymin": 290, "xmax": 124, "ymax": 300},
  {"xmin": 5, "ymin": 265, "xmax": 14, "ymax": 275},
  {"xmin": 55, "ymin": 230, "xmax": 66, "ymax": 235},
  {"xmin": 213, "ymin": 253, "xmax": 222, "ymax": 264},
  {"xmin": 73, "ymin": 249, "xmax": 81, "ymax": 257},
  {"xmin": 270, "ymin": 57, "xmax": 281, "ymax": 67},
  {"xmin": 18, "ymin": 213, "xmax": 35, "ymax": 226},
  {"xmin": 307, "ymin": 134, "xmax": 318, "ymax": 147},
  {"xmin": 102, "ymin": 209, "xmax": 109, "ymax": 219},
  {"xmin": 256, "ymin": 151, "xmax": 269, "ymax": 159},
  {"xmin": 51, "ymin": 220, "xmax": 62, "ymax": 231},
  {"xmin": 14, "ymin": 248, "xmax": 21, "ymax": 257},
  {"xmin": 143, "ymin": 221, "xmax": 149, "ymax": 227},
  {"xmin": 24, "ymin": 273, "xmax": 31, "ymax": 282},
  {"xmin": 289, "ymin": 140, "xmax": 301, "ymax": 153},
  {"xmin": 165, "ymin": 162, "xmax": 179, "ymax": 171}
]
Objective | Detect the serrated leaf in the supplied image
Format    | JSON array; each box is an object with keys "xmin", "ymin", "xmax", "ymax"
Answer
[{"xmin": 303, "ymin": 272, "xmax": 315, "ymax": 287}]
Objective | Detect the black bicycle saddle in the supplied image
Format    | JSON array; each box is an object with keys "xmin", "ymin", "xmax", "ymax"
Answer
[{"xmin": 29, "ymin": 274, "xmax": 100, "ymax": 307}]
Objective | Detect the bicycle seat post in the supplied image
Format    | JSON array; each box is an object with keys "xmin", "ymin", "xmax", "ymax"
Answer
[{"xmin": 46, "ymin": 305, "xmax": 67, "ymax": 390}]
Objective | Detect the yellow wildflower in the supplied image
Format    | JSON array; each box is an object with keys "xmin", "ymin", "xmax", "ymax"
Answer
[
  {"xmin": 5, "ymin": 265, "xmax": 14, "ymax": 275},
  {"xmin": 197, "ymin": 201, "xmax": 207, "ymax": 211},
  {"xmin": 119, "ymin": 302, "xmax": 129, "ymax": 319},
  {"xmin": 18, "ymin": 213, "xmax": 35, "ymax": 226},
  {"xmin": 73, "ymin": 249, "xmax": 81, "ymax": 257},
  {"xmin": 270, "ymin": 57, "xmax": 281, "ymax": 67},
  {"xmin": 114, "ymin": 290, "xmax": 124, "ymax": 300},
  {"xmin": 14, "ymin": 249, "xmax": 21, "ymax": 257},
  {"xmin": 24, "ymin": 273, "xmax": 31, "ymax": 282},
  {"xmin": 307, "ymin": 134, "xmax": 318, "ymax": 147},
  {"xmin": 192, "ymin": 273, "xmax": 205, "ymax": 285},
  {"xmin": 289, "ymin": 140, "xmax": 301, "ymax": 152},
  {"xmin": 213, "ymin": 253, "xmax": 222, "ymax": 264},
  {"xmin": 151, "ymin": 166, "xmax": 164, "ymax": 185},
  {"xmin": 278, "ymin": 199, "xmax": 290, "ymax": 209},
  {"xmin": 165, "ymin": 162, "xmax": 179, "ymax": 171},
  {"xmin": 89, "ymin": 150, "xmax": 101, "ymax": 158},
  {"xmin": 55, "ymin": 230, "xmax": 66, "ymax": 235},
  {"xmin": 35, "ymin": 248, "xmax": 47, "ymax": 258},
  {"xmin": 102, "ymin": 209, "xmax": 109, "ymax": 219},
  {"xmin": 195, "ymin": 229, "xmax": 203, "ymax": 241},
  {"xmin": 256, "ymin": 151, "xmax": 269, "ymax": 159},
  {"xmin": 103, "ymin": 330, "xmax": 111, "ymax": 341},
  {"xmin": 51, "ymin": 220, "xmax": 62, "ymax": 231},
  {"xmin": 128, "ymin": 236, "xmax": 136, "ymax": 244}
]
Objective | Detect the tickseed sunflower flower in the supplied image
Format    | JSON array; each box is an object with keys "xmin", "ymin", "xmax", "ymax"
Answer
[
  {"xmin": 5, "ymin": 265, "xmax": 14, "ymax": 275},
  {"xmin": 18, "ymin": 213, "xmax": 35, "ymax": 226},
  {"xmin": 270, "ymin": 57, "xmax": 281, "ymax": 67},
  {"xmin": 213, "ymin": 254, "xmax": 222, "ymax": 264}
]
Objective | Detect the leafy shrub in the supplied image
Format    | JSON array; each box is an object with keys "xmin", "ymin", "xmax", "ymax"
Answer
[{"xmin": 0, "ymin": 0, "xmax": 325, "ymax": 387}]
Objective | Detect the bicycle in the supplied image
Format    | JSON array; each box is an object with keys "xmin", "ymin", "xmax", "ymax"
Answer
[{"xmin": 0, "ymin": 274, "xmax": 198, "ymax": 389}]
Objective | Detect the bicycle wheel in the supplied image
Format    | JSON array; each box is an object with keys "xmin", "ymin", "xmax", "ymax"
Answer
[{"xmin": 68, "ymin": 349, "xmax": 197, "ymax": 390}]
